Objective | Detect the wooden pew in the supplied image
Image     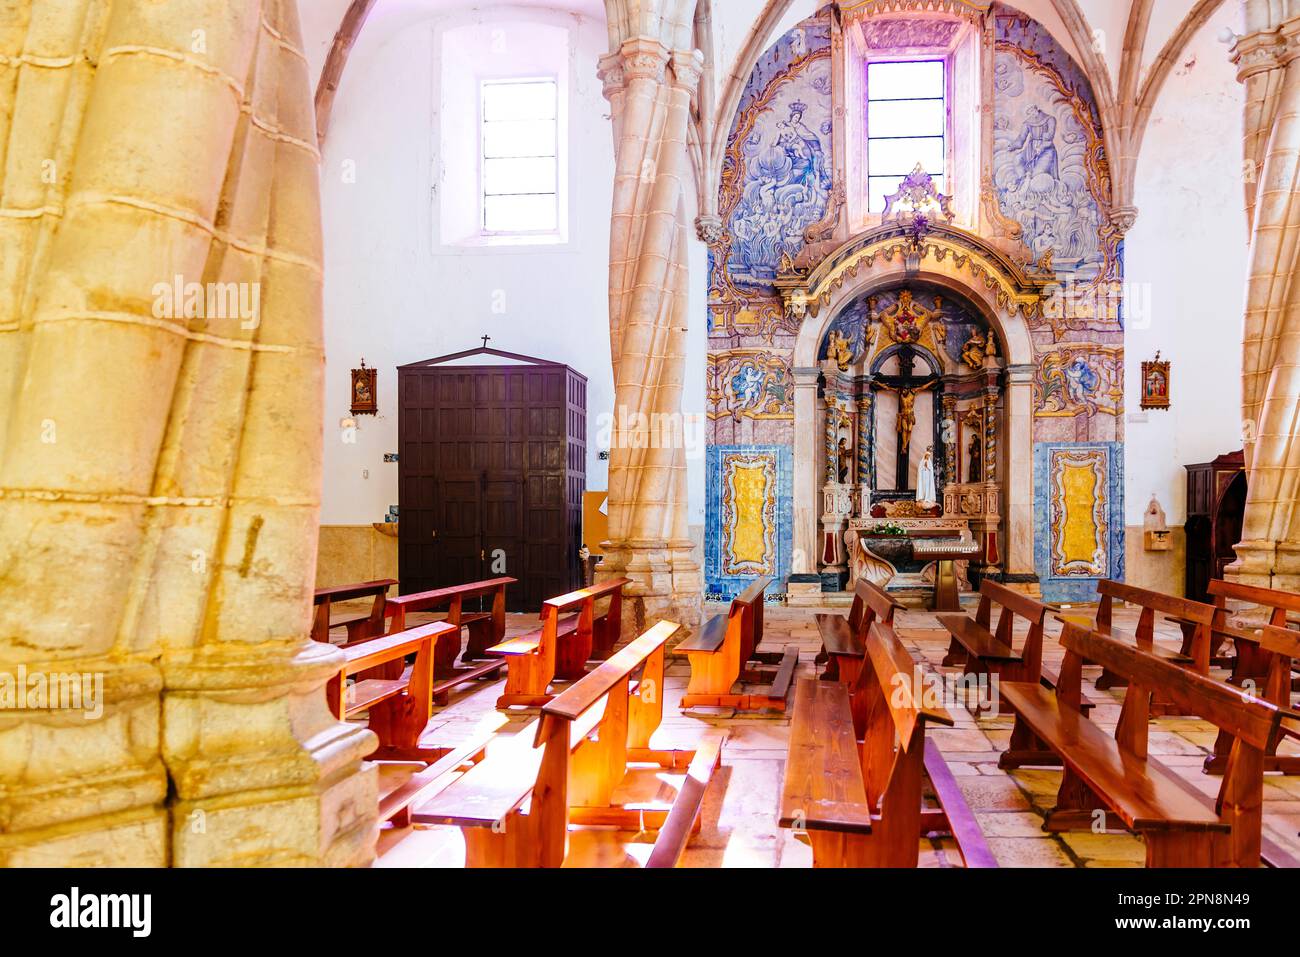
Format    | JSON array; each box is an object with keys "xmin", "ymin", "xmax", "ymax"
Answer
[
  {"xmin": 325, "ymin": 622, "xmax": 453, "ymax": 765},
  {"xmin": 1000, "ymin": 620, "xmax": 1290, "ymax": 867},
  {"xmin": 382, "ymin": 577, "xmax": 516, "ymax": 704},
  {"xmin": 1059, "ymin": 580, "xmax": 1214, "ymax": 715},
  {"xmin": 939, "ymin": 580, "xmax": 1048, "ymax": 709},
  {"xmin": 489, "ymin": 578, "xmax": 630, "ymax": 708},
  {"xmin": 674, "ymin": 576, "xmax": 798, "ymax": 713},
  {"xmin": 814, "ymin": 578, "xmax": 905, "ymax": 684},
  {"xmin": 1194, "ymin": 580, "xmax": 1300, "ymax": 774},
  {"xmin": 939, "ymin": 580, "xmax": 1093, "ymax": 749},
  {"xmin": 312, "ymin": 578, "xmax": 396, "ymax": 644},
  {"xmin": 412, "ymin": 620, "xmax": 724, "ymax": 867},
  {"xmin": 778, "ymin": 621, "xmax": 996, "ymax": 868}
]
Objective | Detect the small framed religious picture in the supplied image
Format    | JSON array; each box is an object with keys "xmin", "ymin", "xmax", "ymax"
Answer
[
  {"xmin": 1140, "ymin": 352, "xmax": 1171, "ymax": 410},
  {"xmin": 350, "ymin": 360, "xmax": 377, "ymax": 416}
]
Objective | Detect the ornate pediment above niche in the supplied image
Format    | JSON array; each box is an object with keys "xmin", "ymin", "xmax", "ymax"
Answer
[{"xmin": 774, "ymin": 220, "xmax": 1055, "ymax": 324}]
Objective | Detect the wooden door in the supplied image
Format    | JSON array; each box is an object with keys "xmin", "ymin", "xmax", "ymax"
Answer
[{"xmin": 400, "ymin": 359, "xmax": 582, "ymax": 613}]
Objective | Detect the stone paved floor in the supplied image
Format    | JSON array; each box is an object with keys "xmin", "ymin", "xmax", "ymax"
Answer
[{"xmin": 369, "ymin": 603, "xmax": 1300, "ymax": 868}]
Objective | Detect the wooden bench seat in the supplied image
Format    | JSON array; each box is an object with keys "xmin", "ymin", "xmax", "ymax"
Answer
[
  {"xmin": 675, "ymin": 576, "xmax": 796, "ymax": 713},
  {"xmin": 377, "ymin": 577, "xmax": 515, "ymax": 698},
  {"xmin": 1061, "ymin": 581, "xmax": 1214, "ymax": 718},
  {"xmin": 779, "ymin": 620, "xmax": 996, "ymax": 868},
  {"xmin": 1000, "ymin": 620, "xmax": 1290, "ymax": 867},
  {"xmin": 1002, "ymin": 682, "xmax": 1224, "ymax": 833},
  {"xmin": 676, "ymin": 614, "xmax": 730, "ymax": 654},
  {"xmin": 413, "ymin": 620, "xmax": 724, "ymax": 867},
  {"xmin": 1195, "ymin": 580, "xmax": 1300, "ymax": 775},
  {"xmin": 492, "ymin": 579, "xmax": 630, "ymax": 708},
  {"xmin": 491, "ymin": 615, "xmax": 579, "ymax": 656},
  {"xmin": 815, "ymin": 578, "xmax": 904, "ymax": 686},
  {"xmin": 326, "ymin": 621, "xmax": 457, "ymax": 778},
  {"xmin": 779, "ymin": 677, "xmax": 876, "ymax": 845},
  {"xmin": 373, "ymin": 721, "xmax": 506, "ymax": 828},
  {"xmin": 312, "ymin": 578, "xmax": 396, "ymax": 645}
]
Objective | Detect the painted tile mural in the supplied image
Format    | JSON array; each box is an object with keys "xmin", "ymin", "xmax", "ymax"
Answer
[
  {"xmin": 706, "ymin": 446, "xmax": 792, "ymax": 601},
  {"xmin": 723, "ymin": 19, "xmax": 833, "ymax": 284},
  {"xmin": 709, "ymin": 8, "xmax": 833, "ymax": 341},
  {"xmin": 992, "ymin": 4, "xmax": 1118, "ymax": 282},
  {"xmin": 1034, "ymin": 345, "xmax": 1124, "ymax": 419},
  {"xmin": 1033, "ymin": 442, "xmax": 1124, "ymax": 603},
  {"xmin": 707, "ymin": 350, "xmax": 794, "ymax": 421}
]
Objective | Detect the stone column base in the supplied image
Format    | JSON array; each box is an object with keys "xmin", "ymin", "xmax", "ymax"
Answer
[
  {"xmin": 1225, "ymin": 539, "xmax": 1277, "ymax": 589},
  {"xmin": 598, "ymin": 540, "xmax": 703, "ymax": 645}
]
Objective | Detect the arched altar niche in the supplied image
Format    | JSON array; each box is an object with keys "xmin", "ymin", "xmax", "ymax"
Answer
[{"xmin": 809, "ymin": 280, "xmax": 1007, "ymax": 595}]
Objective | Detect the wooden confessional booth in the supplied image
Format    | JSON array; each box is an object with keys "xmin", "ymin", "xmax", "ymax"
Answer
[{"xmin": 397, "ymin": 345, "xmax": 587, "ymax": 612}]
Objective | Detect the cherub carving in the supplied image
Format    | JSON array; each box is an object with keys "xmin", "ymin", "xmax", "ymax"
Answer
[
  {"xmin": 961, "ymin": 329, "xmax": 988, "ymax": 370},
  {"xmin": 826, "ymin": 329, "xmax": 855, "ymax": 372}
]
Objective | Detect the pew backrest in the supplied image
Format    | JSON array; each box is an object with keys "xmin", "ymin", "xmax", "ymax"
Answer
[
  {"xmin": 847, "ymin": 579, "xmax": 905, "ymax": 633},
  {"xmin": 1059, "ymin": 622, "xmax": 1283, "ymax": 754},
  {"xmin": 1097, "ymin": 579, "xmax": 1214, "ymax": 628},
  {"xmin": 728, "ymin": 576, "xmax": 772, "ymax": 658},
  {"xmin": 314, "ymin": 579, "xmax": 397, "ymax": 605},
  {"xmin": 312, "ymin": 578, "xmax": 398, "ymax": 644},
  {"xmin": 1207, "ymin": 578, "xmax": 1300, "ymax": 622},
  {"xmin": 542, "ymin": 578, "xmax": 631, "ymax": 616},
  {"xmin": 384, "ymin": 576, "xmax": 516, "ymax": 631},
  {"xmin": 864, "ymin": 622, "xmax": 954, "ymax": 747}
]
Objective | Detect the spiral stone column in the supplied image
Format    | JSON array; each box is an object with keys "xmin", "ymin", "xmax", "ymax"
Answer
[
  {"xmin": 596, "ymin": 4, "xmax": 703, "ymax": 635},
  {"xmin": 0, "ymin": 0, "xmax": 376, "ymax": 866},
  {"xmin": 1230, "ymin": 5, "xmax": 1300, "ymax": 589}
]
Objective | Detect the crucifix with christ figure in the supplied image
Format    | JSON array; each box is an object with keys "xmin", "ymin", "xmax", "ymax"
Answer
[{"xmin": 874, "ymin": 345, "xmax": 939, "ymax": 493}]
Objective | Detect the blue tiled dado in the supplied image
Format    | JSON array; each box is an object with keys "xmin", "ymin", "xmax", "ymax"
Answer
[
  {"xmin": 705, "ymin": 445, "xmax": 793, "ymax": 601},
  {"xmin": 1033, "ymin": 441, "xmax": 1125, "ymax": 604}
]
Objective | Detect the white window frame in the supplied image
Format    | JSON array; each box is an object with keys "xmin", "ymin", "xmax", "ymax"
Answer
[
  {"xmin": 478, "ymin": 76, "xmax": 562, "ymax": 239},
  {"xmin": 841, "ymin": 17, "xmax": 979, "ymax": 230},
  {"xmin": 863, "ymin": 57, "xmax": 949, "ymax": 214}
]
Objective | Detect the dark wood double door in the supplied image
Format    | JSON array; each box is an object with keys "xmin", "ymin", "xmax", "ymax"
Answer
[{"xmin": 398, "ymin": 350, "xmax": 586, "ymax": 613}]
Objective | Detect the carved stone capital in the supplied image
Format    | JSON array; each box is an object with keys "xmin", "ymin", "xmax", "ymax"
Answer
[
  {"xmin": 670, "ymin": 49, "xmax": 705, "ymax": 96},
  {"xmin": 694, "ymin": 214, "xmax": 725, "ymax": 245},
  {"xmin": 597, "ymin": 51, "xmax": 625, "ymax": 100},
  {"xmin": 1109, "ymin": 205, "xmax": 1139, "ymax": 235},
  {"xmin": 618, "ymin": 37, "xmax": 670, "ymax": 83},
  {"xmin": 1233, "ymin": 28, "xmax": 1289, "ymax": 81}
]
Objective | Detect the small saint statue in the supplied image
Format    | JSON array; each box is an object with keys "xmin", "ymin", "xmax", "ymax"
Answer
[
  {"xmin": 836, "ymin": 437, "xmax": 852, "ymax": 485},
  {"xmin": 915, "ymin": 445, "xmax": 937, "ymax": 507}
]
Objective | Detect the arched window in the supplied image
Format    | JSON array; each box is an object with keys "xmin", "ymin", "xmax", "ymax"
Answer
[
  {"xmin": 842, "ymin": 15, "xmax": 978, "ymax": 228},
  {"xmin": 866, "ymin": 59, "xmax": 946, "ymax": 212}
]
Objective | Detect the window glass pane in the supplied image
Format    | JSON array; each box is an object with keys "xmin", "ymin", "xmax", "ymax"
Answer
[
  {"xmin": 868, "ymin": 136, "xmax": 944, "ymax": 177},
  {"xmin": 483, "ymin": 119, "xmax": 556, "ymax": 159},
  {"xmin": 867, "ymin": 60, "xmax": 944, "ymax": 100},
  {"xmin": 868, "ymin": 176, "xmax": 905, "ymax": 214},
  {"xmin": 483, "ymin": 157, "xmax": 557, "ymax": 196},
  {"xmin": 484, "ymin": 193, "xmax": 557, "ymax": 233},
  {"xmin": 868, "ymin": 98, "xmax": 945, "ymax": 139},
  {"xmin": 482, "ymin": 80, "xmax": 556, "ymax": 122}
]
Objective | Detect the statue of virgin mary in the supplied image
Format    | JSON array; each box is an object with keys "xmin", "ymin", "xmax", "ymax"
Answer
[{"xmin": 915, "ymin": 445, "xmax": 937, "ymax": 507}]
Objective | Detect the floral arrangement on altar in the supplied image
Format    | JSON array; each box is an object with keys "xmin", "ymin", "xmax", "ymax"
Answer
[{"xmin": 868, "ymin": 522, "xmax": 908, "ymax": 537}]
